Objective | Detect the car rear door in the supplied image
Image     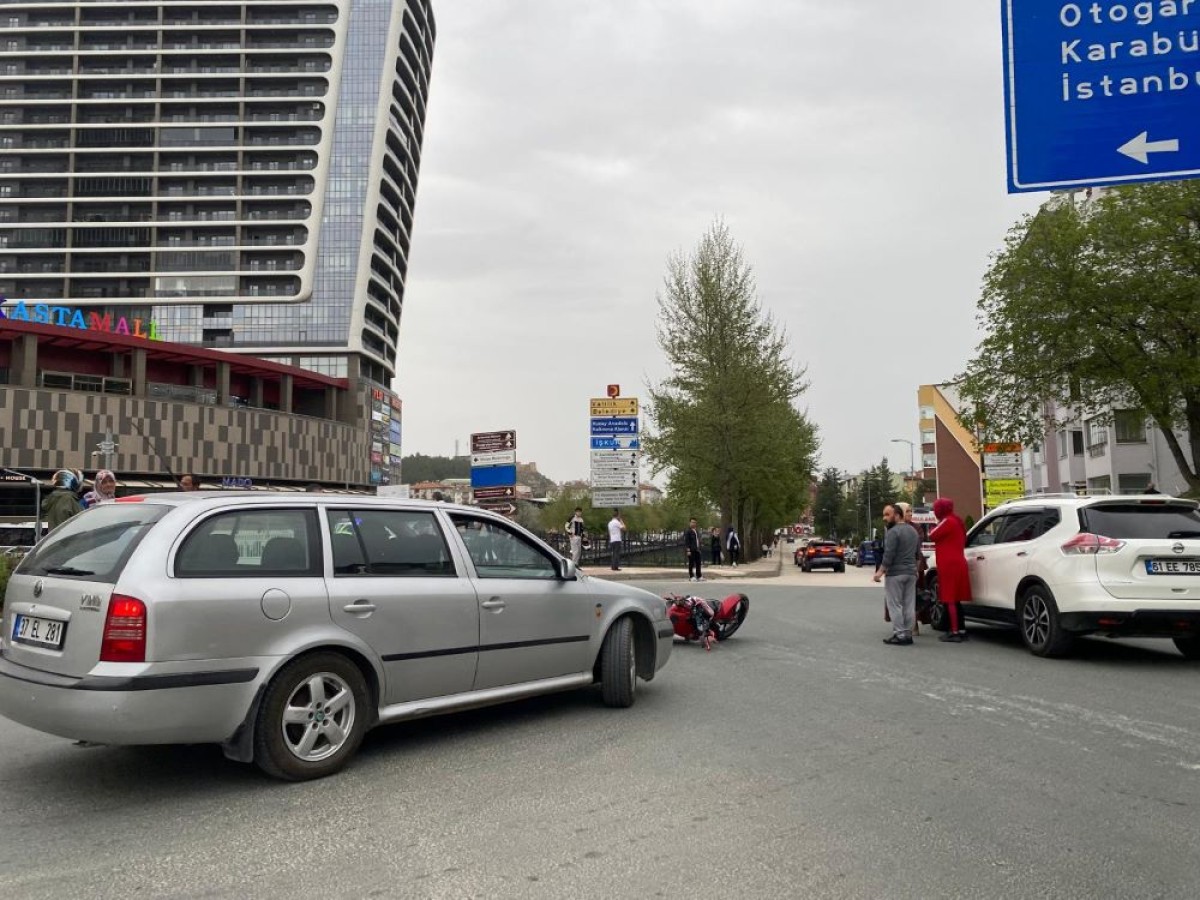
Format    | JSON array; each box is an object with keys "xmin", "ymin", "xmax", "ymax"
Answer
[
  {"xmin": 447, "ymin": 512, "xmax": 595, "ymax": 690},
  {"xmin": 964, "ymin": 515, "xmax": 1008, "ymax": 606},
  {"xmin": 1082, "ymin": 500, "xmax": 1200, "ymax": 601},
  {"xmin": 982, "ymin": 509, "xmax": 1060, "ymax": 608},
  {"xmin": 2, "ymin": 502, "xmax": 166, "ymax": 677},
  {"xmin": 323, "ymin": 507, "xmax": 479, "ymax": 705}
]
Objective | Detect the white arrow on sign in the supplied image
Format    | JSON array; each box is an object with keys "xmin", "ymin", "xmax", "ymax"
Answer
[{"xmin": 1117, "ymin": 131, "xmax": 1180, "ymax": 164}]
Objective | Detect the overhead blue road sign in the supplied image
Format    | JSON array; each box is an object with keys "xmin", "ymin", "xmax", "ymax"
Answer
[
  {"xmin": 470, "ymin": 464, "xmax": 517, "ymax": 489},
  {"xmin": 1003, "ymin": 0, "xmax": 1200, "ymax": 191},
  {"xmin": 590, "ymin": 416, "xmax": 639, "ymax": 436}
]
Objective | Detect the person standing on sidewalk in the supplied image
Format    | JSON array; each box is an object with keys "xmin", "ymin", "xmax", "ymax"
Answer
[
  {"xmin": 930, "ymin": 497, "xmax": 971, "ymax": 642},
  {"xmin": 726, "ymin": 525, "xmax": 741, "ymax": 567},
  {"xmin": 607, "ymin": 509, "xmax": 625, "ymax": 571},
  {"xmin": 566, "ymin": 507, "xmax": 586, "ymax": 565},
  {"xmin": 709, "ymin": 527, "xmax": 722, "ymax": 567},
  {"xmin": 873, "ymin": 504, "xmax": 919, "ymax": 645},
  {"xmin": 685, "ymin": 518, "xmax": 704, "ymax": 582}
]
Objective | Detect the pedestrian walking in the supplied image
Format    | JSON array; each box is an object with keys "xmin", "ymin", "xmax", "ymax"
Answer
[
  {"xmin": 82, "ymin": 469, "xmax": 117, "ymax": 508},
  {"xmin": 43, "ymin": 468, "xmax": 84, "ymax": 531},
  {"xmin": 566, "ymin": 506, "xmax": 586, "ymax": 565},
  {"xmin": 726, "ymin": 525, "xmax": 741, "ymax": 567},
  {"xmin": 873, "ymin": 504, "xmax": 920, "ymax": 645},
  {"xmin": 607, "ymin": 509, "xmax": 625, "ymax": 571},
  {"xmin": 685, "ymin": 518, "xmax": 704, "ymax": 581},
  {"xmin": 709, "ymin": 527, "xmax": 722, "ymax": 566},
  {"xmin": 930, "ymin": 497, "xmax": 971, "ymax": 642}
]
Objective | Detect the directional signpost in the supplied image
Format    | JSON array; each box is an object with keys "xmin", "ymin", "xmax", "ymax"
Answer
[
  {"xmin": 471, "ymin": 430, "xmax": 517, "ymax": 515},
  {"xmin": 983, "ymin": 442, "xmax": 1026, "ymax": 508},
  {"xmin": 1002, "ymin": 1, "xmax": 1200, "ymax": 191},
  {"xmin": 589, "ymin": 395, "xmax": 640, "ymax": 508}
]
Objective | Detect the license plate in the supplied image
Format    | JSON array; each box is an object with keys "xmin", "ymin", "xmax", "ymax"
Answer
[
  {"xmin": 11, "ymin": 614, "xmax": 67, "ymax": 650},
  {"xmin": 1146, "ymin": 558, "xmax": 1200, "ymax": 575}
]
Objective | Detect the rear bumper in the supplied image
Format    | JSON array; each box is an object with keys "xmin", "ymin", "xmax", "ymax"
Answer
[
  {"xmin": 1060, "ymin": 610, "xmax": 1200, "ymax": 638},
  {"xmin": 0, "ymin": 653, "xmax": 263, "ymax": 745}
]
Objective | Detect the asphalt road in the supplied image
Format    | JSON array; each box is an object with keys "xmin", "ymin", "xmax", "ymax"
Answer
[{"xmin": 2, "ymin": 575, "xmax": 1199, "ymax": 899}]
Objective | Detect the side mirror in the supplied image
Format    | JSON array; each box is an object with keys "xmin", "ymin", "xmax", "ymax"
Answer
[{"xmin": 558, "ymin": 557, "xmax": 578, "ymax": 580}]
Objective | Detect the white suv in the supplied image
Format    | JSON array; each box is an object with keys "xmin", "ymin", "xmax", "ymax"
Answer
[{"xmin": 926, "ymin": 495, "xmax": 1200, "ymax": 658}]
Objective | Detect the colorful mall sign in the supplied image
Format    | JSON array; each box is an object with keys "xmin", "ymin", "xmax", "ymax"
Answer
[{"xmin": 0, "ymin": 300, "xmax": 161, "ymax": 340}]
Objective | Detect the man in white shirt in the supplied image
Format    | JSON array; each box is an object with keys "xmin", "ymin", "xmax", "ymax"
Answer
[{"xmin": 607, "ymin": 510, "xmax": 626, "ymax": 571}]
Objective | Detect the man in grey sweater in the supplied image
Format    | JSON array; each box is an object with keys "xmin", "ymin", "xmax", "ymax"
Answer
[{"xmin": 873, "ymin": 504, "xmax": 920, "ymax": 645}]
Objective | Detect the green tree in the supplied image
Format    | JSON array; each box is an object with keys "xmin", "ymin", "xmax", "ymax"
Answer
[
  {"xmin": 958, "ymin": 183, "xmax": 1200, "ymax": 494},
  {"xmin": 643, "ymin": 221, "xmax": 818, "ymax": 556},
  {"xmin": 813, "ymin": 467, "xmax": 844, "ymax": 539}
]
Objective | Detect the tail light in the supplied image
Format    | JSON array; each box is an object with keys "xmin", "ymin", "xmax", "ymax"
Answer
[
  {"xmin": 100, "ymin": 594, "xmax": 146, "ymax": 663},
  {"xmin": 1061, "ymin": 533, "xmax": 1126, "ymax": 555},
  {"xmin": 807, "ymin": 547, "xmax": 817, "ymax": 556},
  {"xmin": 835, "ymin": 547, "xmax": 844, "ymax": 555}
]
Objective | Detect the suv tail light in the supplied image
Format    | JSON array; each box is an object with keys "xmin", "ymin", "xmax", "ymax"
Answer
[
  {"xmin": 1061, "ymin": 533, "xmax": 1126, "ymax": 555},
  {"xmin": 100, "ymin": 595, "xmax": 146, "ymax": 663}
]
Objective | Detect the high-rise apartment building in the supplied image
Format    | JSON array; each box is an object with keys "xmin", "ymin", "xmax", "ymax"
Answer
[{"xmin": 0, "ymin": 0, "xmax": 433, "ymax": 391}]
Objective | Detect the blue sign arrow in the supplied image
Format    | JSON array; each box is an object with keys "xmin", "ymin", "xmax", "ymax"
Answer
[
  {"xmin": 1003, "ymin": 0, "xmax": 1200, "ymax": 191},
  {"xmin": 590, "ymin": 416, "xmax": 639, "ymax": 436},
  {"xmin": 591, "ymin": 437, "xmax": 640, "ymax": 450}
]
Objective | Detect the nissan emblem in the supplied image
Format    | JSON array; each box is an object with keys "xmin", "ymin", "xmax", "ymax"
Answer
[{"xmin": 1173, "ymin": 543, "xmax": 1186, "ymax": 555}]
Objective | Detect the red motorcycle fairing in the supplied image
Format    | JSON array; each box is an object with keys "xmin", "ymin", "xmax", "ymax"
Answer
[{"xmin": 714, "ymin": 594, "xmax": 745, "ymax": 620}]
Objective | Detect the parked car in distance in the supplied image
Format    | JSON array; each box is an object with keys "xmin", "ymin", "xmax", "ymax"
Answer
[
  {"xmin": 857, "ymin": 541, "xmax": 880, "ymax": 568},
  {"xmin": 0, "ymin": 493, "xmax": 674, "ymax": 780},
  {"xmin": 797, "ymin": 540, "xmax": 845, "ymax": 573},
  {"xmin": 845, "ymin": 546, "xmax": 858, "ymax": 566},
  {"xmin": 925, "ymin": 494, "xmax": 1200, "ymax": 658}
]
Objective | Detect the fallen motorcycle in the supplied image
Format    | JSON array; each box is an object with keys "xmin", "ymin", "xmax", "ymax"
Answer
[{"xmin": 664, "ymin": 592, "xmax": 750, "ymax": 650}]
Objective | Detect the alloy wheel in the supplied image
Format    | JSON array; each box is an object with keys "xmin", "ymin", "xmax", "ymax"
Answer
[
  {"xmin": 281, "ymin": 671, "xmax": 357, "ymax": 763},
  {"xmin": 1022, "ymin": 593, "xmax": 1051, "ymax": 649}
]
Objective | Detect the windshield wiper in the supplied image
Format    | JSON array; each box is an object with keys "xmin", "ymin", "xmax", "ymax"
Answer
[
  {"xmin": 43, "ymin": 565, "xmax": 95, "ymax": 576},
  {"xmin": 1167, "ymin": 531, "xmax": 1200, "ymax": 539}
]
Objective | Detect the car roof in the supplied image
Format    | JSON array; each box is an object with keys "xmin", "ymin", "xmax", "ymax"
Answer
[
  {"xmin": 994, "ymin": 494, "xmax": 1198, "ymax": 511},
  {"xmin": 116, "ymin": 491, "xmax": 499, "ymax": 518}
]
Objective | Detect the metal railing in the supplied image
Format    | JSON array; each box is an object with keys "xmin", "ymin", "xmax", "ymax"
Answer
[{"xmin": 539, "ymin": 530, "xmax": 687, "ymax": 568}]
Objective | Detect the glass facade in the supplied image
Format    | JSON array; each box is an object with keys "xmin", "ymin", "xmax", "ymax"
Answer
[{"xmin": 0, "ymin": 0, "xmax": 435, "ymax": 383}]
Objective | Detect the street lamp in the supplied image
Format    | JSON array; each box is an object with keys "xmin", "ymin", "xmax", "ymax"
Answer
[{"xmin": 890, "ymin": 438, "xmax": 916, "ymax": 475}]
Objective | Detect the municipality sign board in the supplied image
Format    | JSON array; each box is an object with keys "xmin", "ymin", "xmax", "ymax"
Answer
[
  {"xmin": 1002, "ymin": 0, "xmax": 1200, "ymax": 191},
  {"xmin": 590, "ymin": 397, "xmax": 638, "ymax": 417}
]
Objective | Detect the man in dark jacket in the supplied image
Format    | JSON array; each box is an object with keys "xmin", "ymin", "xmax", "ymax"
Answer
[
  {"xmin": 685, "ymin": 518, "xmax": 703, "ymax": 582},
  {"xmin": 42, "ymin": 469, "xmax": 83, "ymax": 531}
]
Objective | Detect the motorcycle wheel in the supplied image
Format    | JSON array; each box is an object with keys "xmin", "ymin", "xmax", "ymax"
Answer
[{"xmin": 714, "ymin": 594, "xmax": 750, "ymax": 641}]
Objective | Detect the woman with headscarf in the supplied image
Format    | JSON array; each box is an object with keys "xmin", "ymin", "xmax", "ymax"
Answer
[
  {"xmin": 42, "ymin": 468, "xmax": 84, "ymax": 531},
  {"xmin": 83, "ymin": 469, "xmax": 117, "ymax": 508},
  {"xmin": 930, "ymin": 497, "xmax": 971, "ymax": 642}
]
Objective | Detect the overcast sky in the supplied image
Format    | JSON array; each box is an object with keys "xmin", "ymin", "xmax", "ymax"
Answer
[{"xmin": 395, "ymin": 1, "xmax": 1045, "ymax": 484}]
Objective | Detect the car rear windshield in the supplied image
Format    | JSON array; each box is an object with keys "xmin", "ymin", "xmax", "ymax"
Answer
[
  {"xmin": 1080, "ymin": 503, "xmax": 1200, "ymax": 540},
  {"xmin": 16, "ymin": 503, "xmax": 167, "ymax": 583}
]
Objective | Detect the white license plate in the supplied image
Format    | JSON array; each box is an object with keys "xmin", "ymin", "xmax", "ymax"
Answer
[
  {"xmin": 1146, "ymin": 558, "xmax": 1200, "ymax": 575},
  {"xmin": 11, "ymin": 614, "xmax": 67, "ymax": 650}
]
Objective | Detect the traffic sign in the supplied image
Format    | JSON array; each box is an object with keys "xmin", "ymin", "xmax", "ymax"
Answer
[
  {"xmin": 472, "ymin": 486, "xmax": 515, "ymax": 500},
  {"xmin": 477, "ymin": 500, "xmax": 517, "ymax": 516},
  {"xmin": 590, "ymin": 449, "xmax": 640, "ymax": 465},
  {"xmin": 470, "ymin": 464, "xmax": 517, "ymax": 489},
  {"xmin": 983, "ymin": 442, "xmax": 1022, "ymax": 455},
  {"xmin": 590, "ymin": 436, "xmax": 640, "ymax": 450},
  {"xmin": 985, "ymin": 478, "xmax": 1026, "ymax": 503},
  {"xmin": 591, "ymin": 471, "xmax": 640, "ymax": 488},
  {"xmin": 590, "ymin": 417, "xmax": 638, "ymax": 436},
  {"xmin": 983, "ymin": 452, "xmax": 1022, "ymax": 467},
  {"xmin": 591, "ymin": 488, "xmax": 639, "ymax": 507},
  {"xmin": 984, "ymin": 464, "xmax": 1024, "ymax": 479},
  {"xmin": 590, "ymin": 397, "xmax": 638, "ymax": 417},
  {"xmin": 1002, "ymin": 1, "xmax": 1200, "ymax": 191},
  {"xmin": 471, "ymin": 450, "xmax": 516, "ymax": 467},
  {"xmin": 470, "ymin": 430, "xmax": 516, "ymax": 453}
]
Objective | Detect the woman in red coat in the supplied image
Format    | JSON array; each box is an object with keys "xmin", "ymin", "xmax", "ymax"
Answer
[{"xmin": 930, "ymin": 497, "xmax": 971, "ymax": 643}]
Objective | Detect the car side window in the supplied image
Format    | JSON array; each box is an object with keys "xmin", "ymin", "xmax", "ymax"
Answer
[
  {"xmin": 327, "ymin": 509, "xmax": 455, "ymax": 577},
  {"xmin": 176, "ymin": 508, "xmax": 320, "ymax": 577},
  {"xmin": 995, "ymin": 512, "xmax": 1044, "ymax": 544},
  {"xmin": 449, "ymin": 514, "xmax": 557, "ymax": 580},
  {"xmin": 966, "ymin": 516, "xmax": 1006, "ymax": 547}
]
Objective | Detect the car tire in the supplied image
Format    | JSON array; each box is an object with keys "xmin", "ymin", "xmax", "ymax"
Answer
[
  {"xmin": 600, "ymin": 617, "xmax": 637, "ymax": 708},
  {"xmin": 1173, "ymin": 637, "xmax": 1200, "ymax": 660},
  {"xmin": 254, "ymin": 652, "xmax": 370, "ymax": 781},
  {"xmin": 1018, "ymin": 586, "xmax": 1074, "ymax": 658},
  {"xmin": 836, "ymin": 564, "xmax": 845, "ymax": 573}
]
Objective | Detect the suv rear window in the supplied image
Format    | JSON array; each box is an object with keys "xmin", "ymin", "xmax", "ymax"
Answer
[
  {"xmin": 1081, "ymin": 503, "xmax": 1200, "ymax": 540},
  {"xmin": 16, "ymin": 503, "xmax": 167, "ymax": 583}
]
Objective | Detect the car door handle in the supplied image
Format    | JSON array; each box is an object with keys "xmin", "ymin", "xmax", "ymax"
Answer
[
  {"xmin": 343, "ymin": 600, "xmax": 376, "ymax": 616},
  {"xmin": 973, "ymin": 556, "xmax": 985, "ymax": 562},
  {"xmin": 480, "ymin": 598, "xmax": 505, "ymax": 611},
  {"xmin": 1016, "ymin": 551, "xmax": 1028, "ymax": 558}
]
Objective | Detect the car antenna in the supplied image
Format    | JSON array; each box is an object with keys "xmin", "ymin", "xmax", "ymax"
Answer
[{"xmin": 129, "ymin": 419, "xmax": 181, "ymax": 488}]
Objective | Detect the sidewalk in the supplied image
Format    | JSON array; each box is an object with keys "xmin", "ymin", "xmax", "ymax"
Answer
[{"xmin": 581, "ymin": 552, "xmax": 783, "ymax": 582}]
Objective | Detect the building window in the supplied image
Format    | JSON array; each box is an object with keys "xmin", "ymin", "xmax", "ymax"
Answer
[
  {"xmin": 920, "ymin": 429, "xmax": 934, "ymax": 444},
  {"xmin": 1057, "ymin": 430, "xmax": 1068, "ymax": 459},
  {"xmin": 1117, "ymin": 473, "xmax": 1152, "ymax": 493},
  {"xmin": 1087, "ymin": 475, "xmax": 1112, "ymax": 493},
  {"xmin": 919, "ymin": 405, "xmax": 935, "ymax": 420},
  {"xmin": 1114, "ymin": 409, "xmax": 1147, "ymax": 444},
  {"xmin": 922, "ymin": 452, "xmax": 936, "ymax": 468},
  {"xmin": 1071, "ymin": 430, "xmax": 1085, "ymax": 456}
]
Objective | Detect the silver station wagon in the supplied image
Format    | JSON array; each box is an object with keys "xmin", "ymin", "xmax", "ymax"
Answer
[{"xmin": 0, "ymin": 493, "xmax": 673, "ymax": 780}]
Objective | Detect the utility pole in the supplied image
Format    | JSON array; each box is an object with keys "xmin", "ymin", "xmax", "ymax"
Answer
[{"xmin": 93, "ymin": 432, "xmax": 118, "ymax": 471}]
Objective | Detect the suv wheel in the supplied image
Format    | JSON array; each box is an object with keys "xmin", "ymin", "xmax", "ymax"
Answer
[
  {"xmin": 600, "ymin": 617, "xmax": 637, "ymax": 708},
  {"xmin": 1019, "ymin": 586, "xmax": 1074, "ymax": 658},
  {"xmin": 1173, "ymin": 637, "xmax": 1200, "ymax": 660},
  {"xmin": 254, "ymin": 652, "xmax": 370, "ymax": 781}
]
